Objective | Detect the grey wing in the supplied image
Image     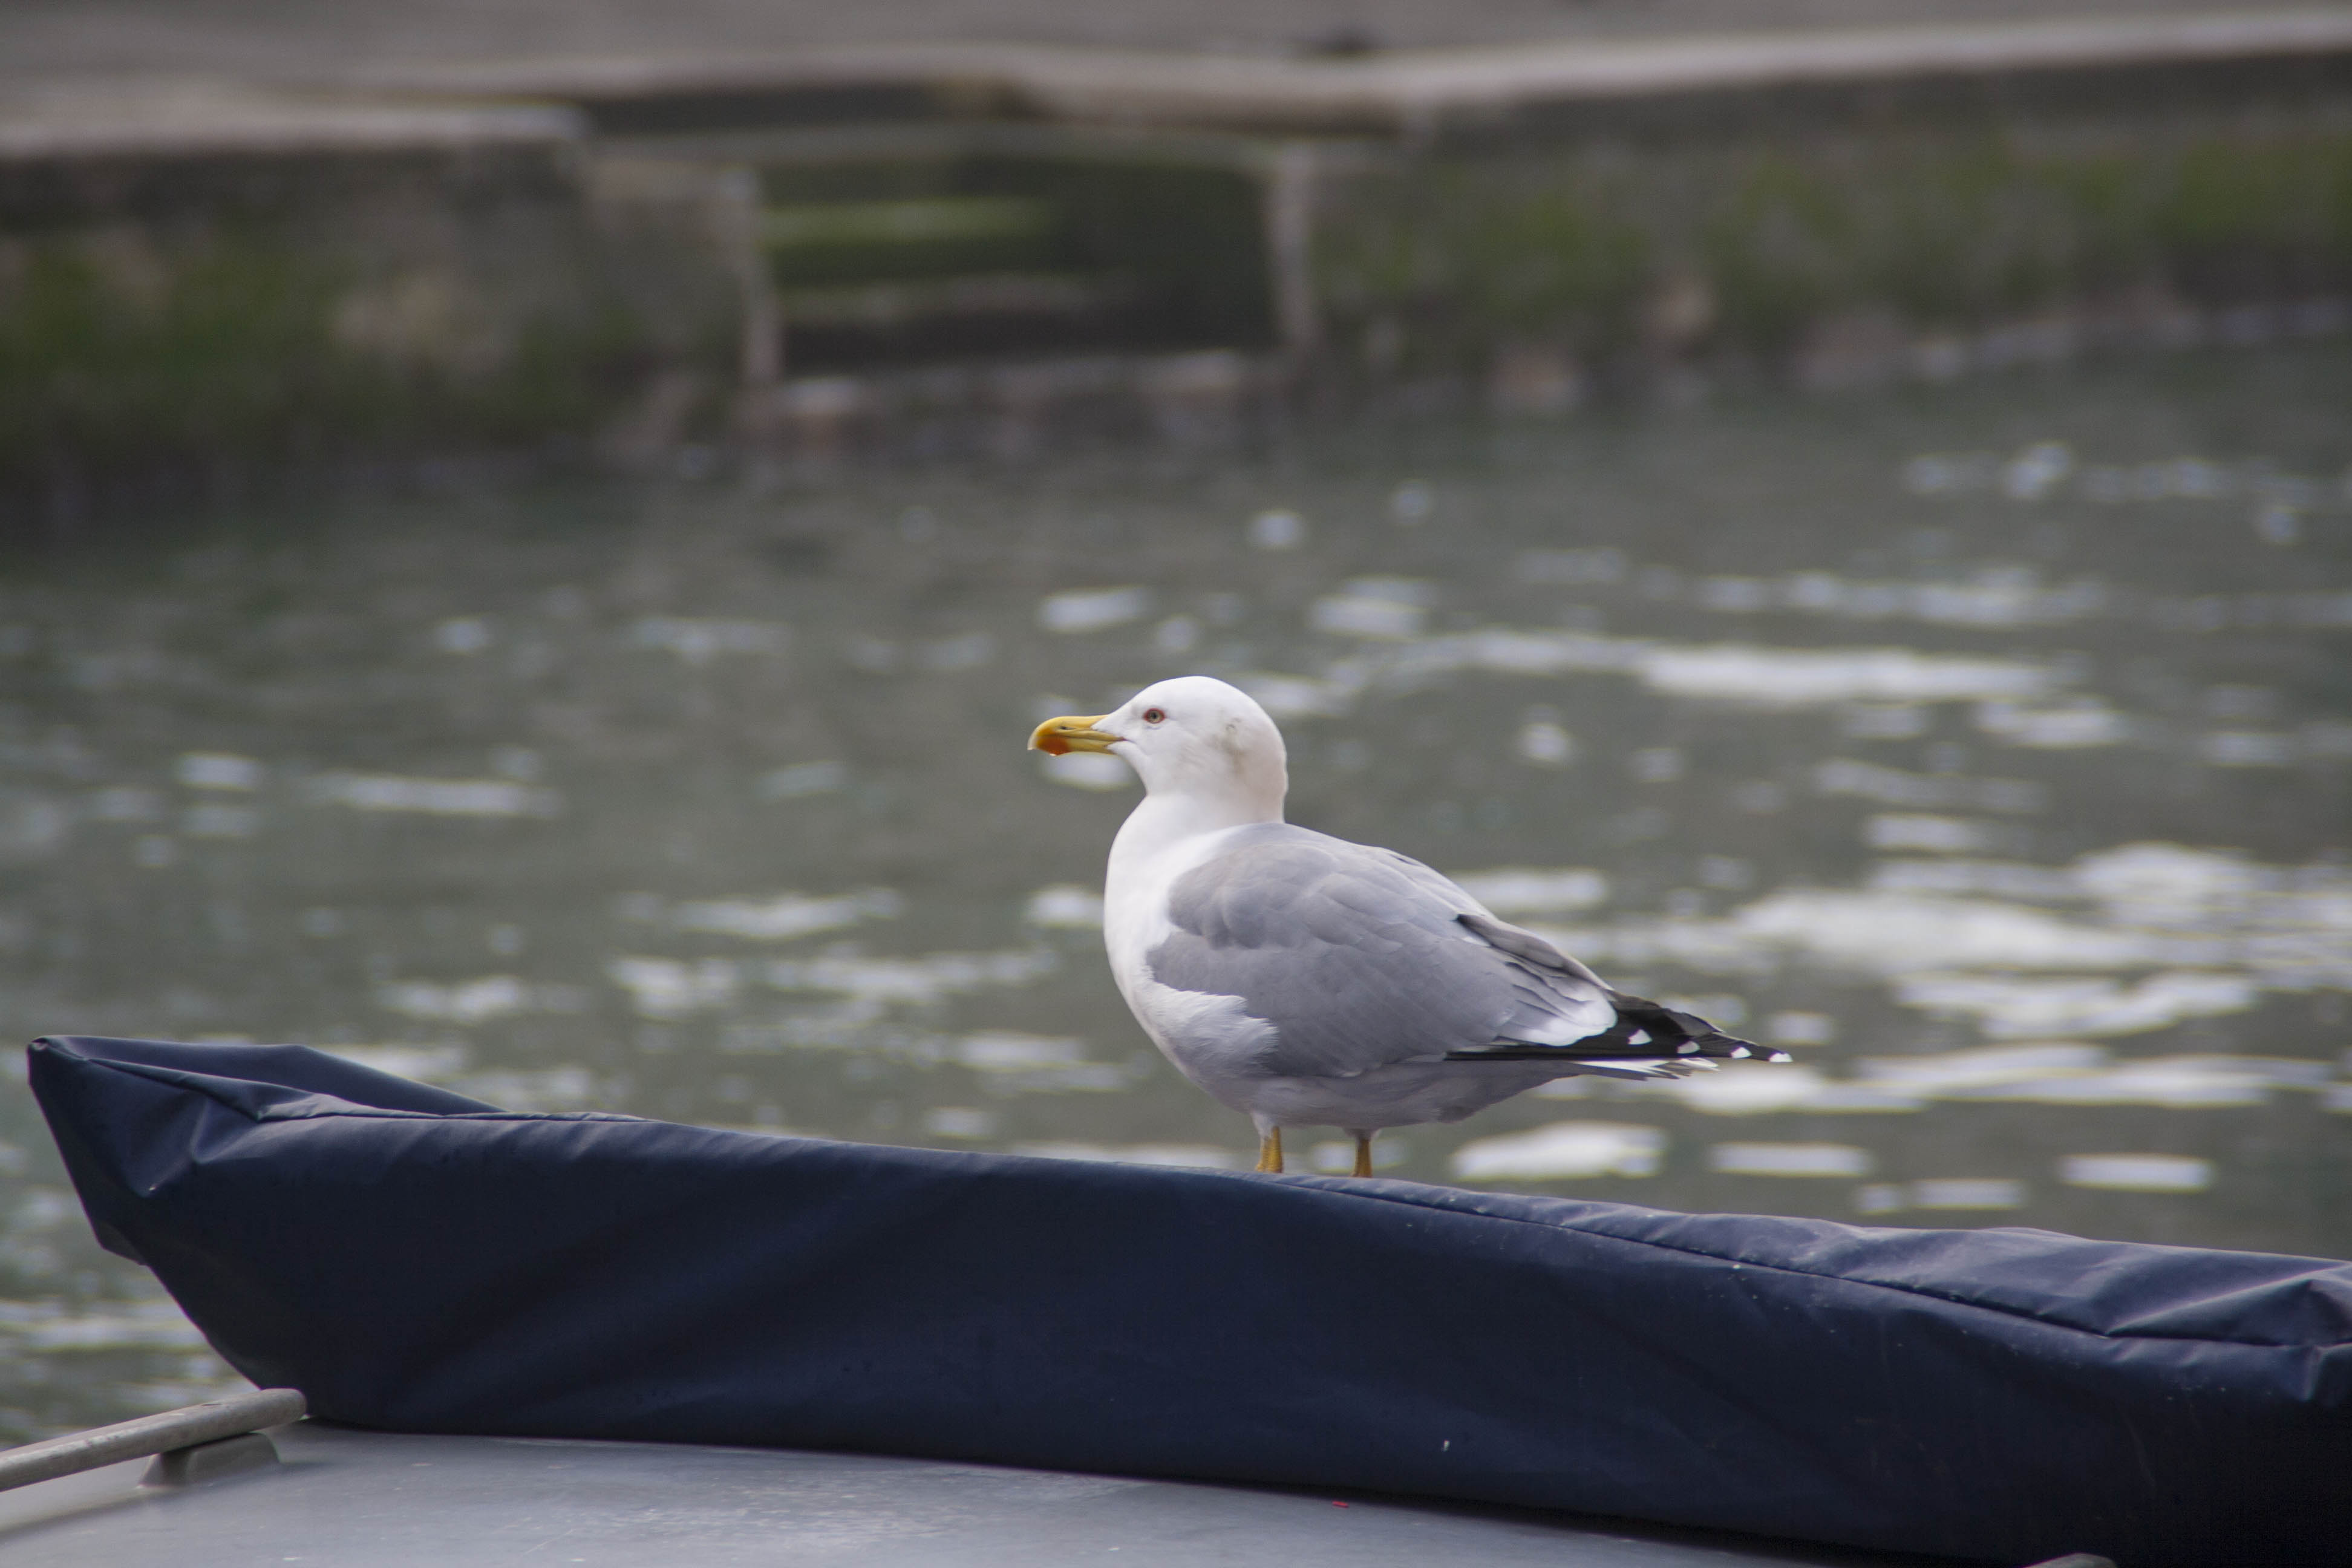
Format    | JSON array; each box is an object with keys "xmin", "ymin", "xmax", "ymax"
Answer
[{"xmin": 1146, "ymin": 825, "xmax": 1618, "ymax": 1078}]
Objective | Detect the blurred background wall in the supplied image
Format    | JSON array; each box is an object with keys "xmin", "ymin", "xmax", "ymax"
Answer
[{"xmin": 4, "ymin": 4, "xmax": 2351, "ymax": 512}]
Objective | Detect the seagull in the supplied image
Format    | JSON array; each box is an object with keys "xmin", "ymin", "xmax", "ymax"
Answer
[{"xmin": 1030, "ymin": 676, "xmax": 1784, "ymax": 1177}]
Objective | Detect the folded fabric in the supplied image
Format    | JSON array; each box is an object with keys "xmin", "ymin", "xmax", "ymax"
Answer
[{"xmin": 30, "ymin": 1034, "xmax": 2352, "ymax": 1566}]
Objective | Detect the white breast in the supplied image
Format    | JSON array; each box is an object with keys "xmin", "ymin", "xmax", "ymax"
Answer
[
  {"xmin": 1101, "ymin": 822, "xmax": 1240, "ymax": 1014},
  {"xmin": 1099, "ymin": 817, "xmax": 1275, "ymax": 1103}
]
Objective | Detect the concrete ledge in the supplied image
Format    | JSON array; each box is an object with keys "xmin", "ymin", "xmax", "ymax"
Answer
[
  {"xmin": 15, "ymin": 10, "xmax": 2351, "ymax": 154},
  {"xmin": 351, "ymin": 9, "xmax": 2352, "ymax": 136},
  {"xmin": 1010, "ymin": 10, "xmax": 2352, "ymax": 133},
  {"xmin": 0, "ymin": 85, "xmax": 582, "ymax": 163}
]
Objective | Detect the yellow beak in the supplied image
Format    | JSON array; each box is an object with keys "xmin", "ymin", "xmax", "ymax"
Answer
[{"xmin": 1029, "ymin": 714, "xmax": 1119, "ymax": 755}]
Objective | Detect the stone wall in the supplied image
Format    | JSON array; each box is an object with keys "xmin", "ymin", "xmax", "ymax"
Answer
[
  {"xmin": 1309, "ymin": 102, "xmax": 2352, "ymax": 408},
  {"xmin": 0, "ymin": 117, "xmax": 741, "ymax": 519},
  {"xmin": 6, "ymin": 24, "xmax": 2352, "ymax": 498}
]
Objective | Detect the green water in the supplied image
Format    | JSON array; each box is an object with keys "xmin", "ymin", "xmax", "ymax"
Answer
[{"xmin": 2, "ymin": 344, "xmax": 2347, "ymax": 1438}]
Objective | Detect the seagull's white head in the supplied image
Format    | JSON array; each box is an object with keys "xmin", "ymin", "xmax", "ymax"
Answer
[{"xmin": 1030, "ymin": 676, "xmax": 1287, "ymax": 822}]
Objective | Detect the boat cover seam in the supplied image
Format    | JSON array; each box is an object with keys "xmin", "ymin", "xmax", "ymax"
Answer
[{"xmin": 1292, "ymin": 1174, "xmax": 2347, "ymax": 1353}]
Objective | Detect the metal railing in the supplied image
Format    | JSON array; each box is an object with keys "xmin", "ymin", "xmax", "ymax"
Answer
[{"xmin": 0, "ymin": 1388, "xmax": 305, "ymax": 1492}]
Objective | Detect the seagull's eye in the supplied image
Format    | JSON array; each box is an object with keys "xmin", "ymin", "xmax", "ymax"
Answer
[{"xmin": 1142, "ymin": 707, "xmax": 1167, "ymax": 724}]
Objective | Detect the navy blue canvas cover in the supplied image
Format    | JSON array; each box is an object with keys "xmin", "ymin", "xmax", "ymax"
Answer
[{"xmin": 28, "ymin": 1035, "xmax": 2352, "ymax": 1566}]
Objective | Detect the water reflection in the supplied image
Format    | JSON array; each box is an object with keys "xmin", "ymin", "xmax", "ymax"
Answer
[{"xmin": 1, "ymin": 345, "xmax": 2348, "ymax": 1436}]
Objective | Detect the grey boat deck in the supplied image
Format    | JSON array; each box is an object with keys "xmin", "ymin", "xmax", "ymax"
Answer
[{"xmin": 0, "ymin": 1419, "xmax": 1949, "ymax": 1567}]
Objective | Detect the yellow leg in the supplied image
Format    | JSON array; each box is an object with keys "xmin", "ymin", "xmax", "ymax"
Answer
[
  {"xmin": 1255, "ymin": 1127, "xmax": 1284, "ymax": 1173},
  {"xmin": 1353, "ymin": 1134, "xmax": 1374, "ymax": 1178}
]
